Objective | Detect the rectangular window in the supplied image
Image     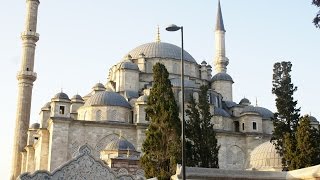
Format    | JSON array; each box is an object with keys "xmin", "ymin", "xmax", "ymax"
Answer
[
  {"xmin": 242, "ymin": 123, "xmax": 245, "ymax": 131},
  {"xmin": 253, "ymin": 122, "xmax": 257, "ymax": 130},
  {"xmin": 59, "ymin": 106, "xmax": 65, "ymax": 115}
]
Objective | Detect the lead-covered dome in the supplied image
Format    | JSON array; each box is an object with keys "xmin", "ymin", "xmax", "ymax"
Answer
[
  {"xmin": 247, "ymin": 141, "xmax": 282, "ymax": 171},
  {"xmin": 84, "ymin": 91, "xmax": 131, "ymax": 108},
  {"xmin": 105, "ymin": 138, "xmax": 136, "ymax": 151},
  {"xmin": 127, "ymin": 42, "xmax": 196, "ymax": 63},
  {"xmin": 53, "ymin": 92, "xmax": 70, "ymax": 100},
  {"xmin": 241, "ymin": 106, "xmax": 274, "ymax": 119},
  {"xmin": 212, "ymin": 72, "xmax": 233, "ymax": 82}
]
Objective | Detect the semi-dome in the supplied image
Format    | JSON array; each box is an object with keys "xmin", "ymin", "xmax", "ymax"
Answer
[
  {"xmin": 212, "ymin": 72, "xmax": 233, "ymax": 82},
  {"xmin": 53, "ymin": 92, "xmax": 70, "ymax": 101},
  {"xmin": 105, "ymin": 138, "xmax": 136, "ymax": 151},
  {"xmin": 84, "ymin": 91, "xmax": 131, "ymax": 108},
  {"xmin": 241, "ymin": 106, "xmax": 274, "ymax": 119},
  {"xmin": 127, "ymin": 42, "xmax": 196, "ymax": 63},
  {"xmin": 247, "ymin": 141, "xmax": 282, "ymax": 171},
  {"xmin": 42, "ymin": 102, "xmax": 51, "ymax": 109},
  {"xmin": 71, "ymin": 94, "xmax": 84, "ymax": 102},
  {"xmin": 119, "ymin": 59, "xmax": 139, "ymax": 70}
]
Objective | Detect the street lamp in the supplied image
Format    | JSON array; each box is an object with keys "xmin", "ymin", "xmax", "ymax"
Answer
[{"xmin": 166, "ymin": 24, "xmax": 186, "ymax": 180}]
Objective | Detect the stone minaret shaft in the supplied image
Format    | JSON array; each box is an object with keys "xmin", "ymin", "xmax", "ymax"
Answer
[
  {"xmin": 11, "ymin": 0, "xmax": 40, "ymax": 179},
  {"xmin": 214, "ymin": 0, "xmax": 229, "ymax": 73}
]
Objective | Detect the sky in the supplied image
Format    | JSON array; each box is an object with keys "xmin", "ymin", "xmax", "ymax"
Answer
[{"xmin": 0, "ymin": 0, "xmax": 319, "ymax": 178}]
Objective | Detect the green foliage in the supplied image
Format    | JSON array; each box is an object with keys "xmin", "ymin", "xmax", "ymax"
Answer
[
  {"xmin": 271, "ymin": 61, "xmax": 300, "ymax": 169},
  {"xmin": 185, "ymin": 85, "xmax": 220, "ymax": 168},
  {"xmin": 312, "ymin": 0, "xmax": 320, "ymax": 28},
  {"xmin": 140, "ymin": 63, "xmax": 181, "ymax": 180},
  {"xmin": 283, "ymin": 116, "xmax": 320, "ymax": 170}
]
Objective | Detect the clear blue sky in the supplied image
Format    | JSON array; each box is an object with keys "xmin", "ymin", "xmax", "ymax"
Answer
[{"xmin": 0, "ymin": 0, "xmax": 319, "ymax": 178}]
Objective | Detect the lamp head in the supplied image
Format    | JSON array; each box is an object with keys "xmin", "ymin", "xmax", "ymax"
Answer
[{"xmin": 166, "ymin": 24, "xmax": 181, "ymax": 31}]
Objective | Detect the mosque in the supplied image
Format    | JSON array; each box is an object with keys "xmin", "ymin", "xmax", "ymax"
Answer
[{"xmin": 11, "ymin": 0, "xmax": 320, "ymax": 180}]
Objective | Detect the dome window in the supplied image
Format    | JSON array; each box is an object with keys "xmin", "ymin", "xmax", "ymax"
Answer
[{"xmin": 96, "ymin": 110, "xmax": 102, "ymax": 121}]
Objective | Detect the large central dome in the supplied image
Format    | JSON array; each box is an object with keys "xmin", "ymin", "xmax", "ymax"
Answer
[{"xmin": 127, "ymin": 42, "xmax": 196, "ymax": 63}]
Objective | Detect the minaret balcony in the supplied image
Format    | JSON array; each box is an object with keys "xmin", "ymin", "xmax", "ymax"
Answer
[
  {"xmin": 21, "ymin": 31, "xmax": 39, "ymax": 41},
  {"xmin": 17, "ymin": 71, "xmax": 37, "ymax": 81}
]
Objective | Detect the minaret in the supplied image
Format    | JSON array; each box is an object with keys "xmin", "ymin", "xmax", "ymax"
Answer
[
  {"xmin": 11, "ymin": 0, "xmax": 40, "ymax": 179},
  {"xmin": 214, "ymin": 0, "xmax": 229, "ymax": 73},
  {"xmin": 212, "ymin": 0, "xmax": 234, "ymax": 101}
]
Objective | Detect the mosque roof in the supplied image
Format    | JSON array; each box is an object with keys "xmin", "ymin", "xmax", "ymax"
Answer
[
  {"xmin": 241, "ymin": 106, "xmax": 274, "ymax": 119},
  {"xmin": 212, "ymin": 72, "xmax": 233, "ymax": 82},
  {"xmin": 84, "ymin": 91, "xmax": 131, "ymax": 108},
  {"xmin": 214, "ymin": 107, "xmax": 231, "ymax": 117},
  {"xmin": 104, "ymin": 138, "xmax": 136, "ymax": 151},
  {"xmin": 137, "ymin": 95, "xmax": 148, "ymax": 102},
  {"xmin": 127, "ymin": 42, "xmax": 196, "ymax": 63}
]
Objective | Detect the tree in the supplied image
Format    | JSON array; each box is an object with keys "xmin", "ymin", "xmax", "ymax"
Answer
[
  {"xmin": 185, "ymin": 85, "xmax": 220, "ymax": 168},
  {"xmin": 283, "ymin": 116, "xmax": 320, "ymax": 170},
  {"xmin": 140, "ymin": 63, "xmax": 181, "ymax": 180},
  {"xmin": 270, "ymin": 61, "xmax": 300, "ymax": 169},
  {"xmin": 312, "ymin": 0, "xmax": 320, "ymax": 28}
]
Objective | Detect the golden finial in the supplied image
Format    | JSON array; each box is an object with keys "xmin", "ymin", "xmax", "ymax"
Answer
[{"xmin": 156, "ymin": 25, "xmax": 161, "ymax": 43}]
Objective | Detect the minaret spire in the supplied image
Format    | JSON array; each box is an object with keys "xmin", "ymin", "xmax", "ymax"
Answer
[
  {"xmin": 11, "ymin": 0, "xmax": 40, "ymax": 179},
  {"xmin": 216, "ymin": 0, "xmax": 225, "ymax": 32},
  {"xmin": 214, "ymin": 0, "xmax": 229, "ymax": 73},
  {"xmin": 155, "ymin": 25, "xmax": 161, "ymax": 43}
]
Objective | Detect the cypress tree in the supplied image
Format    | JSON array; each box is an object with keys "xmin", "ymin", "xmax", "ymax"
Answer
[
  {"xmin": 270, "ymin": 61, "xmax": 300, "ymax": 169},
  {"xmin": 140, "ymin": 63, "xmax": 181, "ymax": 180},
  {"xmin": 185, "ymin": 85, "xmax": 220, "ymax": 168}
]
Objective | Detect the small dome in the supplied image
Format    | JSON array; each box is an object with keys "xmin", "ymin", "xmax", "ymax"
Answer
[
  {"xmin": 248, "ymin": 141, "xmax": 282, "ymax": 171},
  {"xmin": 201, "ymin": 60, "xmax": 207, "ymax": 65},
  {"xmin": 42, "ymin": 102, "xmax": 51, "ymax": 108},
  {"xmin": 84, "ymin": 91, "xmax": 131, "ymax": 108},
  {"xmin": 53, "ymin": 92, "xmax": 70, "ymax": 101},
  {"xmin": 212, "ymin": 72, "xmax": 233, "ymax": 82},
  {"xmin": 105, "ymin": 138, "xmax": 136, "ymax": 151},
  {"xmin": 127, "ymin": 42, "xmax": 196, "ymax": 63},
  {"xmin": 214, "ymin": 107, "xmax": 231, "ymax": 117},
  {"xmin": 137, "ymin": 95, "xmax": 148, "ymax": 102},
  {"xmin": 93, "ymin": 83, "xmax": 106, "ymax": 90},
  {"xmin": 30, "ymin": 123, "xmax": 40, "ymax": 129},
  {"xmin": 119, "ymin": 60, "xmax": 139, "ymax": 70},
  {"xmin": 241, "ymin": 106, "xmax": 274, "ymax": 119},
  {"xmin": 71, "ymin": 94, "xmax": 84, "ymax": 102},
  {"xmin": 239, "ymin": 98, "xmax": 251, "ymax": 105},
  {"xmin": 309, "ymin": 116, "xmax": 318, "ymax": 123}
]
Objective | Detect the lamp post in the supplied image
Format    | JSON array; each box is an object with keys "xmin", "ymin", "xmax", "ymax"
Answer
[{"xmin": 165, "ymin": 24, "xmax": 186, "ymax": 180}]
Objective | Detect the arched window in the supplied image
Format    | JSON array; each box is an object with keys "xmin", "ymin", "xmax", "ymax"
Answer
[{"xmin": 96, "ymin": 110, "xmax": 102, "ymax": 121}]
